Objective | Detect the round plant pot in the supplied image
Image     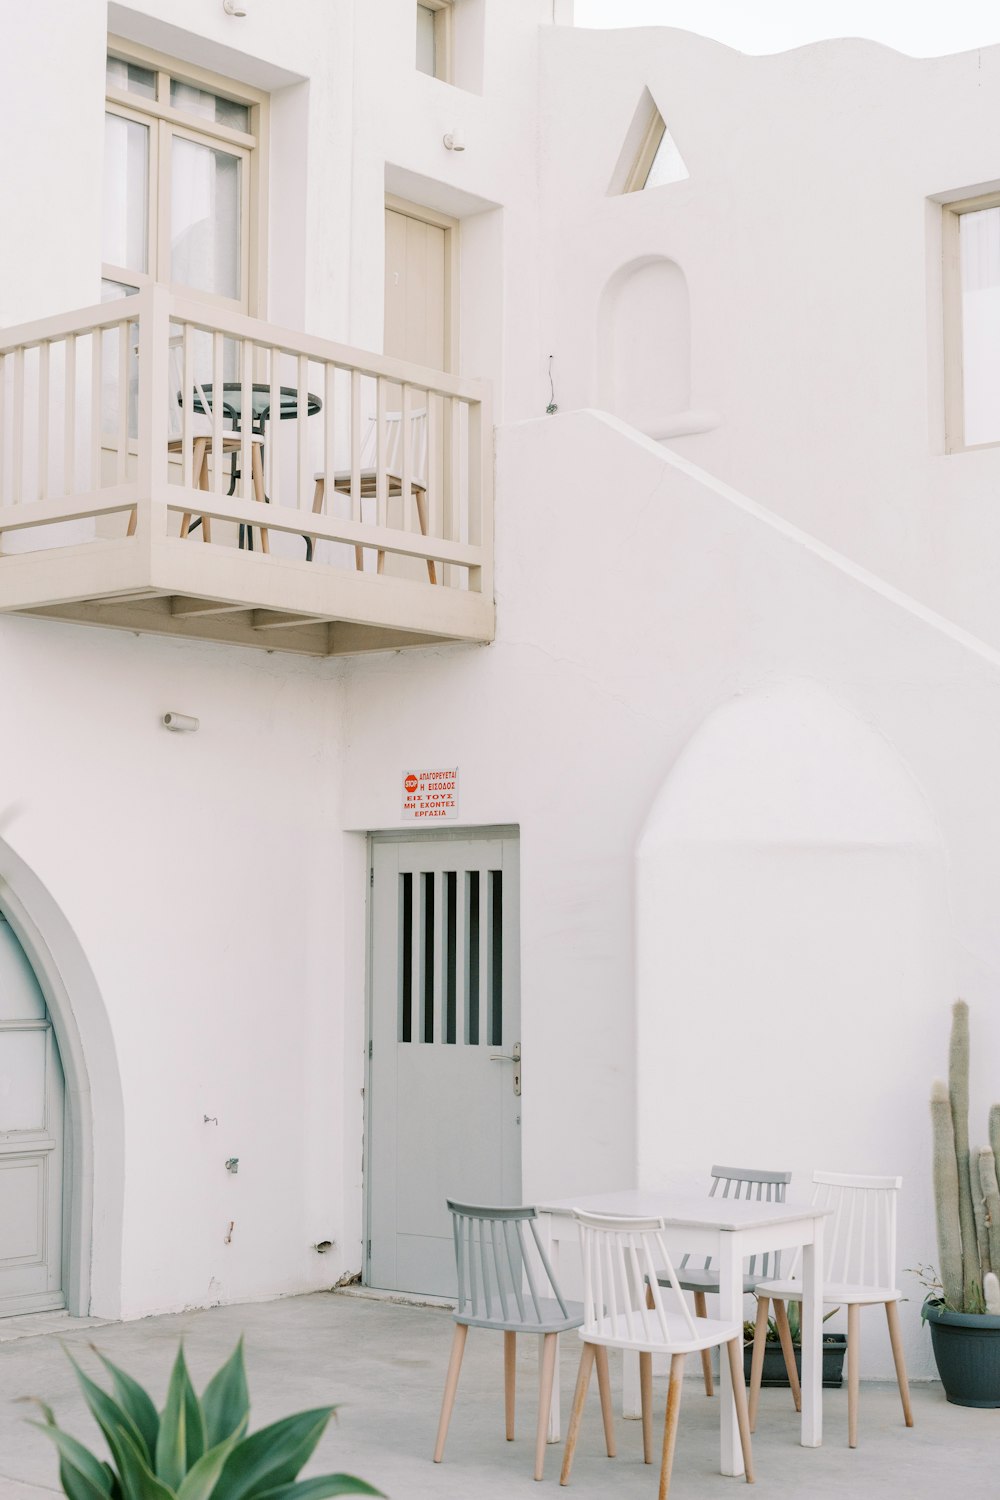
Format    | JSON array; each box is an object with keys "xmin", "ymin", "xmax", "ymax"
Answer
[
  {"xmin": 924, "ymin": 1297, "xmax": 1000, "ymax": 1407},
  {"xmin": 742, "ymin": 1333, "xmax": 847, "ymax": 1389}
]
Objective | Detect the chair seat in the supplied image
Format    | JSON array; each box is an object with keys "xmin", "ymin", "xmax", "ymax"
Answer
[
  {"xmin": 579, "ymin": 1310, "xmax": 742, "ymax": 1356},
  {"xmin": 756, "ymin": 1278, "xmax": 902, "ymax": 1306},
  {"xmin": 314, "ymin": 467, "xmax": 426, "ymax": 495},
  {"xmin": 455, "ymin": 1295, "xmax": 584, "ymax": 1334},
  {"xmin": 666, "ymin": 1267, "xmax": 770, "ymax": 1296},
  {"xmin": 168, "ymin": 432, "xmax": 263, "ymax": 452}
]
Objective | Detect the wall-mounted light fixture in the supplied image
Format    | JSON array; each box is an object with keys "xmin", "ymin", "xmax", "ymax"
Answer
[
  {"xmin": 223, "ymin": 0, "xmax": 248, "ymax": 15},
  {"xmin": 162, "ymin": 712, "xmax": 199, "ymax": 733},
  {"xmin": 443, "ymin": 128, "xmax": 466, "ymax": 152}
]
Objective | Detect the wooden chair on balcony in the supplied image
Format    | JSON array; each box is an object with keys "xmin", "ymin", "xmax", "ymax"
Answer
[
  {"xmin": 126, "ymin": 347, "xmax": 267, "ymax": 549},
  {"xmin": 309, "ymin": 409, "xmax": 437, "ymax": 583}
]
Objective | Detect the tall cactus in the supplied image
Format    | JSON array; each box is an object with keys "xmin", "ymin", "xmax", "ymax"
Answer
[
  {"xmin": 949, "ymin": 1001, "xmax": 985, "ymax": 1312},
  {"xmin": 931, "ymin": 1078, "xmax": 965, "ymax": 1310},
  {"xmin": 979, "ymin": 1148, "xmax": 1000, "ymax": 1282}
]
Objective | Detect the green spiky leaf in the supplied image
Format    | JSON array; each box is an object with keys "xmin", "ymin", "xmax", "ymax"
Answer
[
  {"xmin": 93, "ymin": 1348, "xmax": 160, "ymax": 1463},
  {"xmin": 66, "ymin": 1352, "xmax": 150, "ymax": 1481},
  {"xmin": 28, "ymin": 1420, "xmax": 114, "ymax": 1499},
  {"xmin": 215, "ymin": 1408, "xmax": 334, "ymax": 1500},
  {"xmin": 255, "ymin": 1477, "xmax": 384, "ymax": 1499},
  {"xmin": 200, "ymin": 1336, "xmax": 250, "ymax": 1448},
  {"xmin": 175, "ymin": 1428, "xmax": 245, "ymax": 1500},
  {"xmin": 155, "ymin": 1345, "xmax": 206, "ymax": 1487},
  {"xmin": 114, "ymin": 1426, "xmax": 177, "ymax": 1500}
]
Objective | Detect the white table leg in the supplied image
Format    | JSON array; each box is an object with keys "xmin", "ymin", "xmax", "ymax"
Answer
[
  {"xmin": 537, "ymin": 1212, "xmax": 562, "ymax": 1443},
  {"xmin": 800, "ymin": 1219, "xmax": 824, "ymax": 1447},
  {"xmin": 717, "ymin": 1231, "xmax": 743, "ymax": 1477}
]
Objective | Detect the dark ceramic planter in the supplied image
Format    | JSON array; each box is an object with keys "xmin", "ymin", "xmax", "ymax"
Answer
[
  {"xmin": 924, "ymin": 1297, "xmax": 1000, "ymax": 1407},
  {"xmin": 742, "ymin": 1333, "xmax": 847, "ymax": 1389}
]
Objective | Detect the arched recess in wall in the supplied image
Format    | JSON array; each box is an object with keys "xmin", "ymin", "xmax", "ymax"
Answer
[
  {"xmin": 0, "ymin": 838, "xmax": 124, "ymax": 1318},
  {"xmin": 634, "ymin": 681, "xmax": 949, "ymax": 1195},
  {"xmin": 597, "ymin": 257, "xmax": 718, "ymax": 441}
]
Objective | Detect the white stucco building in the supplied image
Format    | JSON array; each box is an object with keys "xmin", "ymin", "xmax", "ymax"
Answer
[{"xmin": 3, "ymin": 0, "xmax": 1000, "ymax": 1385}]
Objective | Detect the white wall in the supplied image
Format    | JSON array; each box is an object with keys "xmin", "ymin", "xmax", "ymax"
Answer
[
  {"xmin": 539, "ymin": 26, "xmax": 1000, "ymax": 648},
  {"xmin": 341, "ymin": 409, "xmax": 1000, "ymax": 1377}
]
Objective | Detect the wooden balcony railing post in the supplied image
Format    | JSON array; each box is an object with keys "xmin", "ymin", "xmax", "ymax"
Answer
[{"xmin": 136, "ymin": 283, "xmax": 171, "ymax": 546}]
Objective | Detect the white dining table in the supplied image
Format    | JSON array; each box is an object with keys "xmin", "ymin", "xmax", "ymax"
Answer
[{"xmin": 535, "ymin": 1187, "xmax": 830, "ymax": 1478}]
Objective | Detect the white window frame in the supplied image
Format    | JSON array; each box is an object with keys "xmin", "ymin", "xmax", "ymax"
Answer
[
  {"xmin": 943, "ymin": 190, "xmax": 1000, "ymax": 453},
  {"xmin": 416, "ymin": 1, "xmax": 454, "ymax": 85},
  {"xmin": 104, "ymin": 37, "xmax": 267, "ymax": 315}
]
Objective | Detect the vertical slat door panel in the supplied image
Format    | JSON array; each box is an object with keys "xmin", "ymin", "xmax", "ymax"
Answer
[{"xmin": 368, "ymin": 834, "xmax": 520, "ymax": 1297}]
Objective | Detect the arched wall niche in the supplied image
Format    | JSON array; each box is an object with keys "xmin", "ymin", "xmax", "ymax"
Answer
[
  {"xmin": 597, "ymin": 255, "xmax": 692, "ymax": 439},
  {"xmin": 634, "ymin": 681, "xmax": 950, "ymax": 1380},
  {"xmin": 0, "ymin": 838, "xmax": 124, "ymax": 1318}
]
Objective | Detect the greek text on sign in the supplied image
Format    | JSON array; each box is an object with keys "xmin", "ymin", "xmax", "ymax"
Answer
[{"xmin": 402, "ymin": 768, "xmax": 459, "ymax": 821}]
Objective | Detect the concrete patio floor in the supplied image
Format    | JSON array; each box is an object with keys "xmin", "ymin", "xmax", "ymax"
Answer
[{"xmin": 0, "ymin": 1291, "xmax": 994, "ymax": 1499}]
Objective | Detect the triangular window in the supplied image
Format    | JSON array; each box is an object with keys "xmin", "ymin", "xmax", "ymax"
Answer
[{"xmin": 610, "ymin": 88, "xmax": 689, "ymax": 195}]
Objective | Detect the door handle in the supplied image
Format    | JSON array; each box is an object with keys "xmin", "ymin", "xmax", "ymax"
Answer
[{"xmin": 489, "ymin": 1041, "xmax": 521, "ymax": 1097}]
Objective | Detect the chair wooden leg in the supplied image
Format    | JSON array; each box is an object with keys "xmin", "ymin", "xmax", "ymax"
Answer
[
  {"xmin": 126, "ymin": 507, "xmax": 137, "ymax": 537},
  {"xmin": 693, "ymin": 1290, "xmax": 714, "ymax": 1396},
  {"xmin": 180, "ymin": 439, "xmax": 209, "ymax": 539},
  {"xmin": 534, "ymin": 1333, "xmax": 558, "ymax": 1482},
  {"xmin": 726, "ymin": 1339, "xmax": 755, "ymax": 1484},
  {"xmin": 594, "ymin": 1345, "xmax": 616, "ymax": 1458},
  {"xmin": 309, "ymin": 478, "xmax": 325, "ymax": 565},
  {"xmin": 433, "ymin": 1323, "xmax": 468, "ymax": 1463},
  {"xmin": 198, "ymin": 442, "xmax": 212, "ymax": 544},
  {"xmin": 658, "ymin": 1352, "xmax": 685, "ymax": 1500},
  {"xmin": 559, "ymin": 1343, "xmax": 595, "ymax": 1487},
  {"xmin": 414, "ymin": 488, "xmax": 438, "ymax": 585},
  {"xmin": 504, "ymin": 1330, "xmax": 516, "ymax": 1441},
  {"xmin": 773, "ymin": 1299, "xmax": 802, "ymax": 1413},
  {"xmin": 641, "ymin": 1350, "xmax": 656, "ymax": 1464},
  {"xmin": 885, "ymin": 1300, "xmax": 914, "ymax": 1428},
  {"xmin": 250, "ymin": 443, "xmax": 269, "ymax": 554},
  {"xmin": 847, "ymin": 1303, "xmax": 860, "ymax": 1448},
  {"xmin": 748, "ymin": 1296, "xmax": 769, "ymax": 1433}
]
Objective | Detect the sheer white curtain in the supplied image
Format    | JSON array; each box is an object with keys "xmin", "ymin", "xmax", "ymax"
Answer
[
  {"xmin": 961, "ymin": 206, "xmax": 1000, "ymax": 446},
  {"xmin": 170, "ymin": 135, "xmax": 241, "ymax": 301},
  {"xmin": 103, "ymin": 113, "xmax": 149, "ymax": 276}
]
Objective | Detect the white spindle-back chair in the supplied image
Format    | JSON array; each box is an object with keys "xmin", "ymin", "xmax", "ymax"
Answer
[
  {"xmin": 749, "ymin": 1171, "xmax": 913, "ymax": 1447},
  {"xmin": 433, "ymin": 1201, "xmax": 584, "ymax": 1482},
  {"xmin": 310, "ymin": 409, "xmax": 436, "ymax": 582},
  {"xmin": 561, "ymin": 1211, "xmax": 753, "ymax": 1497}
]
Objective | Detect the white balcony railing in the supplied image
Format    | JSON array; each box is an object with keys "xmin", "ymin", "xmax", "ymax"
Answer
[{"xmin": 0, "ymin": 286, "xmax": 493, "ymax": 654}]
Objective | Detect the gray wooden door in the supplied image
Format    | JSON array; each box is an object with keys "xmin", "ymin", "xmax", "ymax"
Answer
[
  {"xmin": 0, "ymin": 915, "xmax": 64, "ymax": 1316},
  {"xmin": 367, "ymin": 832, "xmax": 521, "ymax": 1296}
]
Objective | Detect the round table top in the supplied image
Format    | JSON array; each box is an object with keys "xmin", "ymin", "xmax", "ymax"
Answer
[{"xmin": 188, "ymin": 382, "xmax": 322, "ymax": 424}]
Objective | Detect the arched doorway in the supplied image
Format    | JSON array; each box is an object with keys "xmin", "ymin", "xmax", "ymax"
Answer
[
  {"xmin": 0, "ymin": 840, "xmax": 123, "ymax": 1319},
  {"xmin": 0, "ymin": 916, "xmax": 65, "ymax": 1314}
]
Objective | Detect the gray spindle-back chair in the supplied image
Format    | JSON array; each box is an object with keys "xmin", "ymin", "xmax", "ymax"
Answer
[
  {"xmin": 560, "ymin": 1210, "xmax": 753, "ymax": 1497},
  {"xmin": 657, "ymin": 1164, "xmax": 792, "ymax": 1398},
  {"xmin": 433, "ymin": 1201, "xmax": 584, "ymax": 1482},
  {"xmin": 749, "ymin": 1171, "xmax": 913, "ymax": 1448}
]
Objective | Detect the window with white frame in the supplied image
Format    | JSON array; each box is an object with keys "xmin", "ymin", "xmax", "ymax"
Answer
[
  {"xmin": 416, "ymin": 1, "xmax": 453, "ymax": 83},
  {"xmin": 103, "ymin": 44, "xmax": 264, "ymax": 312},
  {"xmin": 944, "ymin": 193, "xmax": 1000, "ymax": 450}
]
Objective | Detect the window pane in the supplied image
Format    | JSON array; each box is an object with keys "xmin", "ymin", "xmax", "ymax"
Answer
[
  {"xmin": 0, "ymin": 1030, "xmax": 46, "ymax": 1132},
  {"xmin": 961, "ymin": 207, "xmax": 1000, "ymax": 447},
  {"xmin": 103, "ymin": 113, "xmax": 149, "ymax": 275},
  {"xmin": 170, "ymin": 80, "xmax": 250, "ymax": 132},
  {"xmin": 416, "ymin": 5, "xmax": 437, "ymax": 75},
  {"xmin": 171, "ymin": 136, "xmax": 242, "ymax": 301},
  {"xmin": 106, "ymin": 55, "xmax": 157, "ymax": 99}
]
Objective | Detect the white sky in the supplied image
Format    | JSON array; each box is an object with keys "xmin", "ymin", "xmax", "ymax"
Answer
[{"xmin": 572, "ymin": 1, "xmax": 1000, "ymax": 57}]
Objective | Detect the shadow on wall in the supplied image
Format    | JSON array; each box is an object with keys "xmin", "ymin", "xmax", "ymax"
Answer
[{"xmin": 597, "ymin": 256, "xmax": 718, "ymax": 440}]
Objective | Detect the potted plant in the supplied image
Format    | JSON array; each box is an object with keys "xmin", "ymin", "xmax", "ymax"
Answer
[
  {"xmin": 22, "ymin": 1336, "xmax": 382, "ymax": 1499},
  {"xmin": 742, "ymin": 1302, "xmax": 846, "ymax": 1389},
  {"xmin": 924, "ymin": 1000, "xmax": 1000, "ymax": 1406}
]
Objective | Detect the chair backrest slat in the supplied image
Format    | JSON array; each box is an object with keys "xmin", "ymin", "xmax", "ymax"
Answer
[
  {"xmin": 446, "ymin": 1200, "xmax": 574, "ymax": 1332},
  {"xmin": 781, "ymin": 1172, "xmax": 901, "ymax": 1289},
  {"xmin": 698, "ymin": 1165, "xmax": 792, "ymax": 1278}
]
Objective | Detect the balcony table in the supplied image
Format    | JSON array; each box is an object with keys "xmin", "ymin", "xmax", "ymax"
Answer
[{"xmin": 535, "ymin": 1187, "xmax": 830, "ymax": 1478}]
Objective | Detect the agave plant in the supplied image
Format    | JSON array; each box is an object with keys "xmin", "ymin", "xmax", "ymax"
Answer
[{"xmin": 23, "ymin": 1337, "xmax": 382, "ymax": 1500}]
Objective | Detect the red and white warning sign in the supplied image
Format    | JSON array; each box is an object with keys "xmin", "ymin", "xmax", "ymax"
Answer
[{"xmin": 401, "ymin": 767, "xmax": 459, "ymax": 821}]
